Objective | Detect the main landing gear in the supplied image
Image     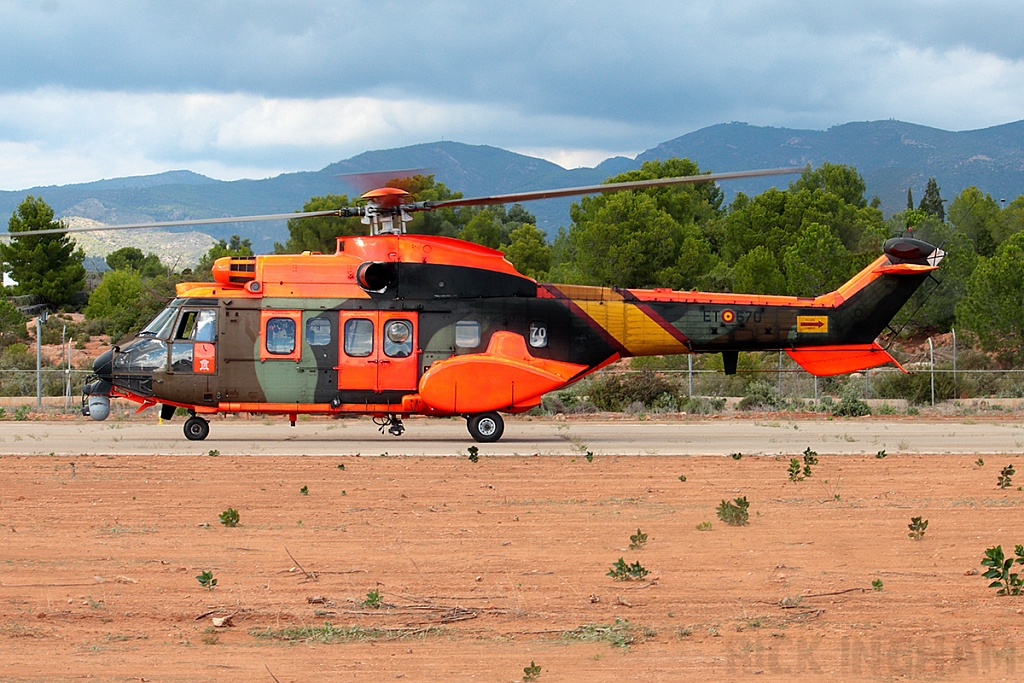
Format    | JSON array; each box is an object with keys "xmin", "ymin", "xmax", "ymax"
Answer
[
  {"xmin": 184, "ymin": 415, "xmax": 210, "ymax": 441},
  {"xmin": 467, "ymin": 412, "xmax": 504, "ymax": 443}
]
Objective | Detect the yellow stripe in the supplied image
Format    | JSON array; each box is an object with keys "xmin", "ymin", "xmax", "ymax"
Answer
[{"xmin": 575, "ymin": 300, "xmax": 689, "ymax": 356}]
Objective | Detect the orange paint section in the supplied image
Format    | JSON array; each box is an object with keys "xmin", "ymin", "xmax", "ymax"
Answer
[
  {"xmin": 418, "ymin": 331, "xmax": 588, "ymax": 414},
  {"xmin": 786, "ymin": 343, "xmax": 907, "ymax": 377},
  {"xmin": 193, "ymin": 342, "xmax": 216, "ymax": 373}
]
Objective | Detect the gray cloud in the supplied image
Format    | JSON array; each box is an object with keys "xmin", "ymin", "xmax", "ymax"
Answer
[{"xmin": 0, "ymin": 1, "xmax": 1022, "ymax": 187}]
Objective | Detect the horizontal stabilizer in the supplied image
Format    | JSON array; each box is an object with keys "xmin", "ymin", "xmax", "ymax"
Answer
[{"xmin": 786, "ymin": 343, "xmax": 907, "ymax": 377}]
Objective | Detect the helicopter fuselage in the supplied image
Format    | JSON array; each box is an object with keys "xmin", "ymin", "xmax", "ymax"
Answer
[{"xmin": 84, "ymin": 233, "xmax": 941, "ymax": 442}]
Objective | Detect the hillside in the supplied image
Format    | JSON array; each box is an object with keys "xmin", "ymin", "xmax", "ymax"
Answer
[{"xmin": 2, "ymin": 119, "xmax": 1023, "ymax": 251}]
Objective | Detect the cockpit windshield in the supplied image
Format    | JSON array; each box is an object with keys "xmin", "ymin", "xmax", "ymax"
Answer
[{"xmin": 138, "ymin": 300, "xmax": 183, "ymax": 340}]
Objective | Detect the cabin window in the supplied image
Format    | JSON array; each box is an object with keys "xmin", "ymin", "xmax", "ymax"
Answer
[
  {"xmin": 384, "ymin": 319, "xmax": 413, "ymax": 358},
  {"xmin": 306, "ymin": 318, "xmax": 332, "ymax": 346},
  {"xmin": 175, "ymin": 311, "xmax": 198, "ymax": 339},
  {"xmin": 529, "ymin": 322, "xmax": 548, "ymax": 348},
  {"xmin": 455, "ymin": 320, "xmax": 480, "ymax": 349},
  {"xmin": 266, "ymin": 317, "xmax": 296, "ymax": 355},
  {"xmin": 344, "ymin": 318, "xmax": 374, "ymax": 357}
]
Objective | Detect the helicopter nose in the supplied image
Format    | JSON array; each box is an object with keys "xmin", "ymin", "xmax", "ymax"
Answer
[{"xmin": 93, "ymin": 349, "xmax": 114, "ymax": 379}]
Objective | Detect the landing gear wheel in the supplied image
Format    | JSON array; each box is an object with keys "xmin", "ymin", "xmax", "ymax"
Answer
[
  {"xmin": 183, "ymin": 416, "xmax": 210, "ymax": 441},
  {"xmin": 467, "ymin": 412, "xmax": 504, "ymax": 443}
]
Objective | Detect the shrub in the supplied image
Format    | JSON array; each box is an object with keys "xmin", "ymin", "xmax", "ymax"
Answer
[
  {"xmin": 607, "ymin": 558, "xmax": 649, "ymax": 581},
  {"xmin": 981, "ymin": 545, "xmax": 1024, "ymax": 595},
  {"xmin": 716, "ymin": 497, "xmax": 750, "ymax": 526},
  {"xmin": 832, "ymin": 395, "xmax": 871, "ymax": 417},
  {"xmin": 737, "ymin": 380, "xmax": 783, "ymax": 411},
  {"xmin": 679, "ymin": 396, "xmax": 725, "ymax": 414},
  {"xmin": 907, "ymin": 516, "xmax": 928, "ymax": 540},
  {"xmin": 588, "ymin": 371, "xmax": 680, "ymax": 412},
  {"xmin": 219, "ymin": 508, "xmax": 240, "ymax": 527}
]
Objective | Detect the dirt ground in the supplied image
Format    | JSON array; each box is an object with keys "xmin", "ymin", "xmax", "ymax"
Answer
[{"xmin": 1, "ymin": 445, "xmax": 1022, "ymax": 682}]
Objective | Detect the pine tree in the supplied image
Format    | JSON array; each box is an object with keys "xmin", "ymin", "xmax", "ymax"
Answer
[
  {"xmin": 907, "ymin": 188, "xmax": 914, "ymax": 211},
  {"xmin": 918, "ymin": 177, "xmax": 945, "ymax": 222},
  {"xmin": 0, "ymin": 196, "xmax": 85, "ymax": 306}
]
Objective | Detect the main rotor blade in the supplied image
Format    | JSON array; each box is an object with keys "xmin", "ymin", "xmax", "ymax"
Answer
[
  {"xmin": 421, "ymin": 167, "xmax": 803, "ymax": 210},
  {"xmin": 0, "ymin": 209, "xmax": 359, "ymax": 239}
]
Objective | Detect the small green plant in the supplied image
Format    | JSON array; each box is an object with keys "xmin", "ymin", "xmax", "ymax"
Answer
[
  {"xmin": 300, "ymin": 485, "xmax": 309, "ymax": 495},
  {"xmin": 0, "ymin": 406, "xmax": 6, "ymax": 419},
  {"xmin": 908, "ymin": 516, "xmax": 928, "ymax": 540},
  {"xmin": 876, "ymin": 449, "xmax": 887, "ymax": 459},
  {"xmin": 13, "ymin": 405, "xmax": 30, "ymax": 421},
  {"xmin": 716, "ymin": 496, "xmax": 750, "ymax": 526},
  {"xmin": 871, "ymin": 579, "xmax": 884, "ymax": 591},
  {"xmin": 998, "ymin": 464, "xmax": 1015, "ymax": 489},
  {"xmin": 629, "ymin": 528, "xmax": 648, "ymax": 550},
  {"xmin": 787, "ymin": 458, "xmax": 804, "ymax": 482},
  {"xmin": 196, "ymin": 570, "xmax": 217, "ymax": 590},
  {"xmin": 337, "ymin": 463, "xmax": 345, "ymax": 470},
  {"xmin": 585, "ymin": 451, "xmax": 594, "ymax": 463},
  {"xmin": 730, "ymin": 452, "xmax": 743, "ymax": 460},
  {"xmin": 523, "ymin": 660, "xmax": 542, "ymax": 682},
  {"xmin": 696, "ymin": 521, "xmax": 712, "ymax": 531},
  {"xmin": 219, "ymin": 507, "xmax": 240, "ymax": 527},
  {"xmin": 207, "ymin": 449, "xmax": 219, "ymax": 457},
  {"xmin": 678, "ymin": 474, "xmax": 686, "ymax": 482},
  {"xmin": 467, "ymin": 445, "xmax": 479, "ymax": 463},
  {"xmin": 981, "ymin": 545, "xmax": 1024, "ymax": 595},
  {"xmin": 363, "ymin": 588, "xmax": 383, "ymax": 609},
  {"xmin": 802, "ymin": 447, "xmax": 818, "ymax": 477},
  {"xmin": 607, "ymin": 557, "xmax": 649, "ymax": 581},
  {"xmin": 975, "ymin": 458, "xmax": 984, "ymax": 467}
]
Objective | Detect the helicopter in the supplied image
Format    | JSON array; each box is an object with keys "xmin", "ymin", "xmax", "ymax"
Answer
[{"xmin": 36, "ymin": 166, "xmax": 942, "ymax": 443}]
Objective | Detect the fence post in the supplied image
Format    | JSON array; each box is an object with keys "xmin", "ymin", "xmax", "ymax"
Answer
[
  {"xmin": 687, "ymin": 354, "xmax": 693, "ymax": 398},
  {"xmin": 952, "ymin": 327, "xmax": 957, "ymax": 397},
  {"xmin": 36, "ymin": 316, "xmax": 42, "ymax": 407},
  {"xmin": 928, "ymin": 337, "xmax": 935, "ymax": 407},
  {"xmin": 778, "ymin": 351, "xmax": 783, "ymax": 400}
]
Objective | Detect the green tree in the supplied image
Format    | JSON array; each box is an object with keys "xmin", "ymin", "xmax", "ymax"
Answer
[
  {"xmin": 84, "ymin": 270, "xmax": 180, "ymax": 341},
  {"xmin": 0, "ymin": 196, "xmax": 85, "ymax": 306},
  {"xmin": 790, "ymin": 162, "xmax": 867, "ymax": 208},
  {"xmin": 501, "ymin": 223, "xmax": 551, "ymax": 278},
  {"xmin": 275, "ymin": 194, "xmax": 362, "ymax": 254},
  {"xmin": 0, "ymin": 298, "xmax": 28, "ymax": 349},
  {"xmin": 907, "ymin": 188, "xmax": 914, "ymax": 211},
  {"xmin": 994, "ymin": 195, "xmax": 1024, "ymax": 245},
  {"xmin": 105, "ymin": 246, "xmax": 168, "ymax": 278},
  {"xmin": 569, "ymin": 190, "xmax": 686, "ymax": 288},
  {"xmin": 949, "ymin": 187, "xmax": 1001, "ymax": 257},
  {"xmin": 733, "ymin": 245, "xmax": 786, "ymax": 295},
  {"xmin": 782, "ymin": 222, "xmax": 854, "ymax": 296},
  {"xmin": 956, "ymin": 231, "xmax": 1024, "ymax": 361},
  {"xmin": 918, "ymin": 177, "xmax": 945, "ymax": 222},
  {"xmin": 563, "ymin": 158, "xmax": 719, "ymax": 288},
  {"xmin": 194, "ymin": 235, "xmax": 253, "ymax": 281}
]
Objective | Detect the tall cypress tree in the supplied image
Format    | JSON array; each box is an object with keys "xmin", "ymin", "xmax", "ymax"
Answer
[
  {"xmin": 918, "ymin": 177, "xmax": 945, "ymax": 222},
  {"xmin": 0, "ymin": 196, "xmax": 85, "ymax": 306},
  {"xmin": 906, "ymin": 188, "xmax": 914, "ymax": 211}
]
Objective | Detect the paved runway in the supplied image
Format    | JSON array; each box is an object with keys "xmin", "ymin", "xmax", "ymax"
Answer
[{"xmin": 1, "ymin": 415, "xmax": 1022, "ymax": 456}]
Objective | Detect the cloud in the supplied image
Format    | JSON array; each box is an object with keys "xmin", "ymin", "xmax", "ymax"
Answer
[{"xmin": 1, "ymin": 1, "xmax": 1023, "ymax": 188}]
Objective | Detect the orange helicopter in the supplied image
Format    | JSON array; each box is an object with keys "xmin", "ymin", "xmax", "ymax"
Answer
[{"xmin": 46, "ymin": 167, "xmax": 941, "ymax": 442}]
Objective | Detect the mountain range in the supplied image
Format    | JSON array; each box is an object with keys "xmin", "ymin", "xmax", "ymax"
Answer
[{"xmin": 2, "ymin": 119, "xmax": 1023, "ymax": 255}]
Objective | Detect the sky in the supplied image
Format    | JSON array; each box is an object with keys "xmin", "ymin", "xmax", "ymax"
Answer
[{"xmin": 1, "ymin": 0, "xmax": 1023, "ymax": 190}]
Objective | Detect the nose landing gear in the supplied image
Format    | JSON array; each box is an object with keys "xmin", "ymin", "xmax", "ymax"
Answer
[{"xmin": 374, "ymin": 414, "xmax": 405, "ymax": 437}]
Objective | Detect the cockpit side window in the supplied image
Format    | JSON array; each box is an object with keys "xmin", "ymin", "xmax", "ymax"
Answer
[
  {"xmin": 175, "ymin": 311, "xmax": 198, "ymax": 340},
  {"xmin": 192, "ymin": 310, "xmax": 216, "ymax": 342},
  {"xmin": 140, "ymin": 306, "xmax": 179, "ymax": 340}
]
